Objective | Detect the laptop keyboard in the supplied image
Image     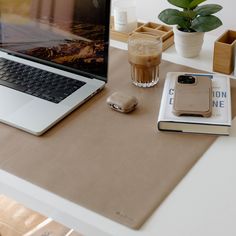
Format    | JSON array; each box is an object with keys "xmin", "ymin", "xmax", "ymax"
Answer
[{"xmin": 0, "ymin": 58, "xmax": 86, "ymax": 104}]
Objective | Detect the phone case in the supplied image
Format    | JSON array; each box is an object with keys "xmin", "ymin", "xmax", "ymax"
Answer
[{"xmin": 173, "ymin": 75, "xmax": 212, "ymax": 117}]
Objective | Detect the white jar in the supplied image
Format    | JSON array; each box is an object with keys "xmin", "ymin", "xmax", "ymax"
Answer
[{"xmin": 113, "ymin": 0, "xmax": 137, "ymax": 33}]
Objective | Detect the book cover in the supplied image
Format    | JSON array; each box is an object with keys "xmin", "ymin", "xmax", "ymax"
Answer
[{"xmin": 157, "ymin": 72, "xmax": 232, "ymax": 135}]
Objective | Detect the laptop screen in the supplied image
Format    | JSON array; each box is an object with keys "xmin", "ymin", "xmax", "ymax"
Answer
[{"xmin": 0, "ymin": 0, "xmax": 110, "ymax": 81}]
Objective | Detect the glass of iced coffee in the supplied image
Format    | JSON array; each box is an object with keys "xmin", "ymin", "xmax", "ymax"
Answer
[{"xmin": 128, "ymin": 33, "xmax": 162, "ymax": 87}]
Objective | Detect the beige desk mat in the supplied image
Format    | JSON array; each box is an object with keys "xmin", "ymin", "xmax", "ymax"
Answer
[{"xmin": 0, "ymin": 48, "xmax": 236, "ymax": 229}]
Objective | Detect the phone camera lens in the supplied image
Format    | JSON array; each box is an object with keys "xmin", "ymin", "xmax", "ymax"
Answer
[{"xmin": 178, "ymin": 75, "xmax": 195, "ymax": 84}]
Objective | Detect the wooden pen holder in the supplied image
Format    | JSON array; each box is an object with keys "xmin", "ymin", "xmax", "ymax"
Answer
[{"xmin": 213, "ymin": 30, "xmax": 236, "ymax": 75}]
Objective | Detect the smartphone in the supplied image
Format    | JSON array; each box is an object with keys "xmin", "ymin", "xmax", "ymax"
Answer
[{"xmin": 173, "ymin": 74, "xmax": 212, "ymax": 117}]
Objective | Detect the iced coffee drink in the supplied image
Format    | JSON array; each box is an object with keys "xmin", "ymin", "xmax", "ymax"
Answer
[{"xmin": 128, "ymin": 34, "xmax": 162, "ymax": 87}]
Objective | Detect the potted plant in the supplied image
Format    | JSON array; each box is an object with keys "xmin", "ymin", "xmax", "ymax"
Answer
[{"xmin": 158, "ymin": 0, "xmax": 223, "ymax": 57}]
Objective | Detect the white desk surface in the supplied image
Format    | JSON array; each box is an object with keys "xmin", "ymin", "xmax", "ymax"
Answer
[{"xmin": 1, "ymin": 34, "xmax": 236, "ymax": 236}]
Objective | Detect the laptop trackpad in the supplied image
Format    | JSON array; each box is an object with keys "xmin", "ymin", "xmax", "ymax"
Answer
[{"xmin": 0, "ymin": 87, "xmax": 32, "ymax": 117}]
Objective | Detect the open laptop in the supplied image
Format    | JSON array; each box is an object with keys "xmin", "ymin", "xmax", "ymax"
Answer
[{"xmin": 0, "ymin": 0, "xmax": 110, "ymax": 135}]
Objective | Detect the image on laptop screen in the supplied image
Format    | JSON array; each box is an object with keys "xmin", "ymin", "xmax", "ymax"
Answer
[{"xmin": 0, "ymin": 0, "xmax": 110, "ymax": 80}]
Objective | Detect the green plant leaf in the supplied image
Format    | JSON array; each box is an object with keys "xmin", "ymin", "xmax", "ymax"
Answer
[
  {"xmin": 189, "ymin": 0, "xmax": 206, "ymax": 9},
  {"xmin": 158, "ymin": 9, "xmax": 190, "ymax": 29},
  {"xmin": 191, "ymin": 15, "xmax": 222, "ymax": 32},
  {"xmin": 167, "ymin": 0, "xmax": 192, "ymax": 9},
  {"xmin": 195, "ymin": 4, "xmax": 223, "ymax": 16},
  {"xmin": 181, "ymin": 10, "xmax": 197, "ymax": 19}
]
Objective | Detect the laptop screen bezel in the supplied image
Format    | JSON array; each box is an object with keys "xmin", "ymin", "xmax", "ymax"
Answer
[{"xmin": 0, "ymin": 0, "xmax": 111, "ymax": 82}]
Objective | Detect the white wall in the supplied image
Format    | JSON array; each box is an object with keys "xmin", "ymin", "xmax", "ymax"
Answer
[{"xmin": 112, "ymin": 0, "xmax": 236, "ymax": 36}]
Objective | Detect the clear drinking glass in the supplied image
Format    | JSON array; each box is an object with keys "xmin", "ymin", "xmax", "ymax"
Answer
[{"xmin": 128, "ymin": 33, "xmax": 162, "ymax": 88}]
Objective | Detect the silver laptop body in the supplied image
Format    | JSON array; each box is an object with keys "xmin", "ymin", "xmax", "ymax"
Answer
[{"xmin": 0, "ymin": 0, "xmax": 110, "ymax": 135}]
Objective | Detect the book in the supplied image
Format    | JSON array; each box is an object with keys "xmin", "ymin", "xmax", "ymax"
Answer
[{"xmin": 157, "ymin": 72, "xmax": 232, "ymax": 135}]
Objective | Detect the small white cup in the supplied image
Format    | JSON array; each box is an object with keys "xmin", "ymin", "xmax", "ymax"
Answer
[{"xmin": 113, "ymin": 0, "xmax": 137, "ymax": 33}]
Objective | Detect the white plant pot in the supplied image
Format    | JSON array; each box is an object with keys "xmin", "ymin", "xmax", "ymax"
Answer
[{"xmin": 173, "ymin": 26, "xmax": 205, "ymax": 58}]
